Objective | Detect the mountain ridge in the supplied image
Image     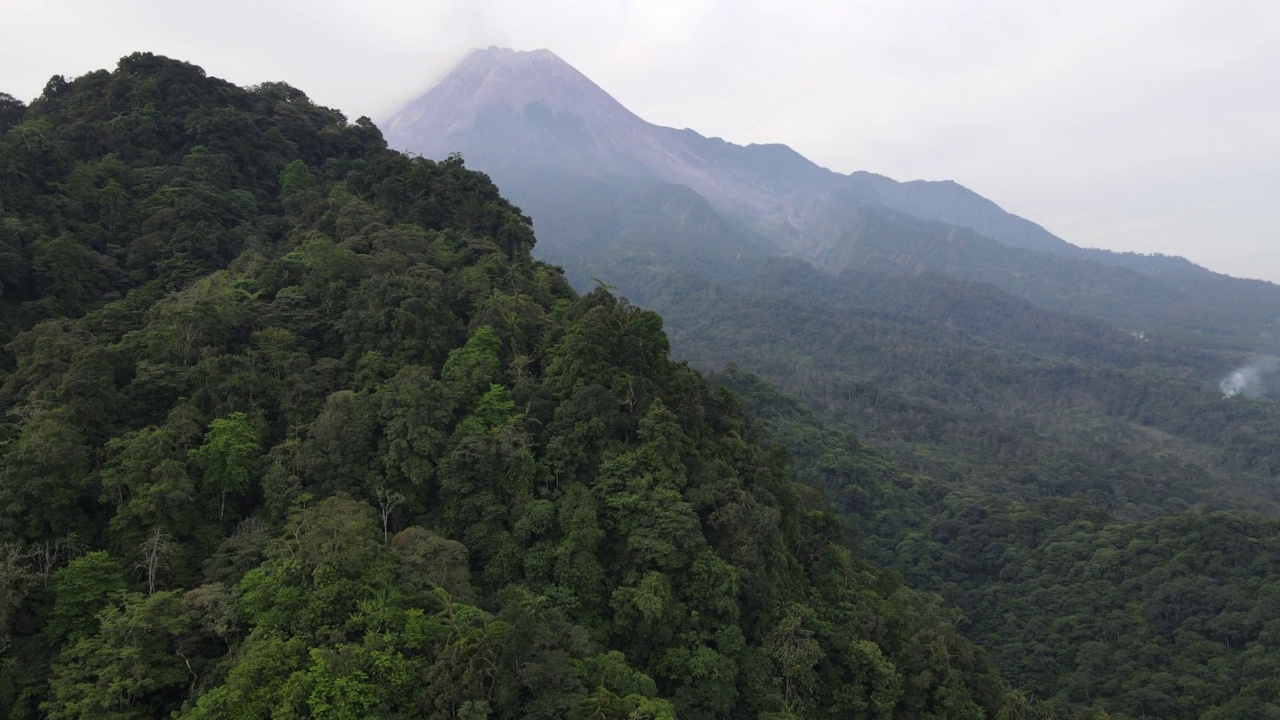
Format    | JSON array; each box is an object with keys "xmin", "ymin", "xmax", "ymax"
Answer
[
  {"xmin": 382, "ymin": 46, "xmax": 1280, "ymax": 353},
  {"xmin": 385, "ymin": 47, "xmax": 1094, "ymax": 260}
]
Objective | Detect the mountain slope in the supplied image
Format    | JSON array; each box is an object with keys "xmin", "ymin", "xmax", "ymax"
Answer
[
  {"xmin": 0, "ymin": 52, "xmax": 1021, "ymax": 720},
  {"xmin": 381, "ymin": 48, "xmax": 1280, "ymax": 510},
  {"xmin": 381, "ymin": 49, "xmax": 1280, "ymax": 718},
  {"xmin": 718, "ymin": 367, "xmax": 1280, "ymax": 719},
  {"xmin": 383, "ymin": 47, "xmax": 1280, "ymax": 351}
]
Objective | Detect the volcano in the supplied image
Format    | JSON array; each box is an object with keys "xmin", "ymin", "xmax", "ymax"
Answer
[{"xmin": 382, "ymin": 47, "xmax": 1280, "ymax": 348}]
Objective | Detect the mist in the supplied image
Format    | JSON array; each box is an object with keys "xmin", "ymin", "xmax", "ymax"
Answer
[{"xmin": 1220, "ymin": 357, "xmax": 1279, "ymax": 398}]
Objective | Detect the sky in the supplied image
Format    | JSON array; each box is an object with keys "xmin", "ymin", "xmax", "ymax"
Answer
[{"xmin": 3, "ymin": 0, "xmax": 1278, "ymax": 282}]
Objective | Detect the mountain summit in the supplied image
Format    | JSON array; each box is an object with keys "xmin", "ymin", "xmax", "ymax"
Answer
[
  {"xmin": 384, "ymin": 45, "xmax": 834, "ymax": 234},
  {"xmin": 383, "ymin": 48, "xmax": 1280, "ymax": 348},
  {"xmin": 383, "ymin": 46, "xmax": 1080, "ymax": 261},
  {"xmin": 383, "ymin": 47, "xmax": 640, "ymax": 154}
]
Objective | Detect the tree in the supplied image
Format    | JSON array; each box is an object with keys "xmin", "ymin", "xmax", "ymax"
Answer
[
  {"xmin": 302, "ymin": 389, "xmax": 379, "ymax": 496},
  {"xmin": 277, "ymin": 159, "xmax": 316, "ymax": 199},
  {"xmin": 441, "ymin": 325, "xmax": 503, "ymax": 407},
  {"xmin": 142, "ymin": 272, "xmax": 244, "ymax": 364},
  {"xmin": 45, "ymin": 551, "xmax": 126, "ymax": 644},
  {"xmin": 766, "ymin": 604, "xmax": 824, "ymax": 716},
  {"xmin": 0, "ymin": 54, "xmax": 1050, "ymax": 719},
  {"xmin": 99, "ymin": 404, "xmax": 203, "ymax": 538},
  {"xmin": 42, "ymin": 591, "xmax": 192, "ymax": 720},
  {"xmin": 391, "ymin": 526, "xmax": 473, "ymax": 601},
  {"xmin": 136, "ymin": 528, "xmax": 174, "ymax": 595},
  {"xmin": 0, "ymin": 92, "xmax": 25, "ymax": 133},
  {"xmin": 189, "ymin": 411, "xmax": 259, "ymax": 523},
  {"xmin": 373, "ymin": 486, "xmax": 404, "ymax": 544},
  {"xmin": 377, "ymin": 364, "xmax": 452, "ymax": 490},
  {"xmin": 0, "ymin": 408, "xmax": 94, "ymax": 541},
  {"xmin": 0, "ymin": 542, "xmax": 35, "ymax": 652}
]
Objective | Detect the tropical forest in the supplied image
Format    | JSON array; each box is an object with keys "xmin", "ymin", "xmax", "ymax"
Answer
[{"xmin": 1, "ymin": 50, "xmax": 1279, "ymax": 720}]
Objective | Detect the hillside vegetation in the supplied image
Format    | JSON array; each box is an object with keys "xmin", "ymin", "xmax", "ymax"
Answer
[
  {"xmin": 378, "ymin": 46, "xmax": 1280, "ymax": 720},
  {"xmin": 0, "ymin": 54, "xmax": 1019, "ymax": 720},
  {"xmin": 719, "ymin": 368, "xmax": 1280, "ymax": 719},
  {"xmin": 517, "ymin": 184, "xmax": 1280, "ymax": 521}
]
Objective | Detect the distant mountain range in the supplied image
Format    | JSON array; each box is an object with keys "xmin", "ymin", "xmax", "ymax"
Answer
[
  {"xmin": 385, "ymin": 48, "xmax": 1280, "ymax": 352},
  {"xmin": 386, "ymin": 47, "xmax": 1082, "ymax": 259}
]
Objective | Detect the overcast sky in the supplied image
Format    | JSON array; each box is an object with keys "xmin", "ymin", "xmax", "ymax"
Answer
[{"xmin": 3, "ymin": 0, "xmax": 1278, "ymax": 282}]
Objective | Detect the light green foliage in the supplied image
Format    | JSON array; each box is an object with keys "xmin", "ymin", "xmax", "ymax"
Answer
[
  {"xmin": 455, "ymin": 383, "xmax": 518, "ymax": 437},
  {"xmin": 278, "ymin": 159, "xmax": 317, "ymax": 199},
  {"xmin": 293, "ymin": 644, "xmax": 416, "ymax": 719},
  {"xmin": 553, "ymin": 484, "xmax": 606, "ymax": 612},
  {"xmin": 441, "ymin": 325, "xmax": 503, "ymax": 405},
  {"xmin": 179, "ymin": 632, "xmax": 310, "ymax": 719},
  {"xmin": 835, "ymin": 639, "xmax": 902, "ymax": 719},
  {"xmin": 142, "ymin": 272, "xmax": 245, "ymax": 365},
  {"xmin": 272, "ymin": 494, "xmax": 380, "ymax": 581},
  {"xmin": 767, "ymin": 604, "xmax": 824, "ymax": 715},
  {"xmin": 596, "ymin": 403, "xmax": 705, "ymax": 575},
  {"xmin": 46, "ymin": 551, "xmax": 127, "ymax": 644},
  {"xmin": 189, "ymin": 411, "xmax": 259, "ymax": 522}
]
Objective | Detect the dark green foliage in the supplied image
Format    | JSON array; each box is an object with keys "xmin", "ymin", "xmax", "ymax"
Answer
[
  {"xmin": 721, "ymin": 365, "xmax": 1280, "ymax": 718},
  {"xmin": 0, "ymin": 52, "xmax": 385, "ymax": 344},
  {"xmin": 0, "ymin": 55, "xmax": 1012, "ymax": 719},
  {"xmin": 623, "ymin": 257, "xmax": 1280, "ymax": 519},
  {"xmin": 496, "ymin": 158, "xmax": 1280, "ymax": 717},
  {"xmin": 0, "ymin": 93, "xmax": 24, "ymax": 133},
  {"xmin": 899, "ymin": 500, "xmax": 1280, "ymax": 719},
  {"xmin": 390, "ymin": 55, "xmax": 1280, "ymax": 719},
  {"xmin": 43, "ymin": 590, "xmax": 191, "ymax": 719},
  {"xmin": 507, "ymin": 163, "xmax": 1280, "ymax": 521},
  {"xmin": 45, "ymin": 551, "xmax": 127, "ymax": 644}
]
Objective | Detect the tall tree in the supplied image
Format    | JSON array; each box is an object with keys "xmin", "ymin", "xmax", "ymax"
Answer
[{"xmin": 189, "ymin": 412, "xmax": 259, "ymax": 523}]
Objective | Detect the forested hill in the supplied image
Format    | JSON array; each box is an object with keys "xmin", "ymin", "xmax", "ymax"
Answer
[
  {"xmin": 0, "ymin": 54, "xmax": 1021, "ymax": 719},
  {"xmin": 374, "ymin": 47, "xmax": 1280, "ymax": 720},
  {"xmin": 718, "ymin": 367, "xmax": 1280, "ymax": 719}
]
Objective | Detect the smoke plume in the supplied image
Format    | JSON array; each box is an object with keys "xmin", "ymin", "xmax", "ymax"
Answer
[{"xmin": 1220, "ymin": 357, "xmax": 1279, "ymax": 398}]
